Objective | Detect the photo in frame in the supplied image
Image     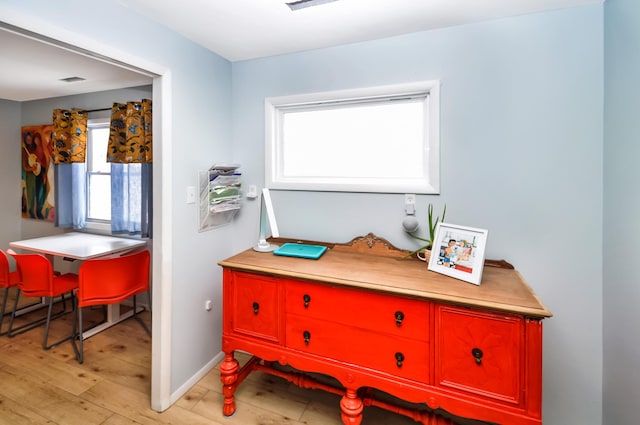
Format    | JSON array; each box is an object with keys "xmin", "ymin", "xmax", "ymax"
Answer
[{"xmin": 427, "ymin": 222, "xmax": 488, "ymax": 285}]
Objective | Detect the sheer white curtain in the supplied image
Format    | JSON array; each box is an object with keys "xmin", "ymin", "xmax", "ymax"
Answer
[
  {"xmin": 51, "ymin": 109, "xmax": 88, "ymax": 230},
  {"xmin": 110, "ymin": 163, "xmax": 152, "ymax": 237},
  {"xmin": 54, "ymin": 163, "xmax": 86, "ymax": 229},
  {"xmin": 107, "ymin": 100, "xmax": 152, "ymax": 238}
]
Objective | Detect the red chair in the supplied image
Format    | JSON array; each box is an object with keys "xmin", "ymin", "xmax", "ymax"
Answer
[
  {"xmin": 72, "ymin": 249, "xmax": 151, "ymax": 363},
  {"xmin": 8, "ymin": 252, "xmax": 78, "ymax": 349},
  {"xmin": 0, "ymin": 249, "xmax": 21, "ymax": 336}
]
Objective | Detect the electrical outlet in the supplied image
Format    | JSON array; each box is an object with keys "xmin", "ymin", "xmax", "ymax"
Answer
[
  {"xmin": 405, "ymin": 194, "xmax": 416, "ymax": 215},
  {"xmin": 246, "ymin": 184, "xmax": 258, "ymax": 199}
]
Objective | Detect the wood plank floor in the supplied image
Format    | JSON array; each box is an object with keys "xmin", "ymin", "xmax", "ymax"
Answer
[{"xmin": 0, "ymin": 296, "xmax": 421, "ymax": 425}]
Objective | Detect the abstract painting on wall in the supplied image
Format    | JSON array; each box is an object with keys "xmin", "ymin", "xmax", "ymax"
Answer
[{"xmin": 21, "ymin": 124, "xmax": 55, "ymax": 221}]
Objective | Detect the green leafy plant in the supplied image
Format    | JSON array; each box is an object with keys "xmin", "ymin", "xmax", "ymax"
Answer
[{"xmin": 403, "ymin": 203, "xmax": 446, "ymax": 259}]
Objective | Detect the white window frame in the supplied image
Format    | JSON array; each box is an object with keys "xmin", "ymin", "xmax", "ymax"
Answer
[
  {"xmin": 265, "ymin": 80, "xmax": 440, "ymax": 194},
  {"xmin": 84, "ymin": 117, "xmax": 111, "ymax": 232}
]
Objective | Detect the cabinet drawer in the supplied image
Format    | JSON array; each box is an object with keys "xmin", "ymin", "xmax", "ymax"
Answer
[
  {"xmin": 285, "ymin": 280, "xmax": 429, "ymax": 340},
  {"xmin": 230, "ymin": 272, "xmax": 280, "ymax": 342},
  {"xmin": 286, "ymin": 315, "xmax": 429, "ymax": 381},
  {"xmin": 435, "ymin": 305, "xmax": 523, "ymax": 405}
]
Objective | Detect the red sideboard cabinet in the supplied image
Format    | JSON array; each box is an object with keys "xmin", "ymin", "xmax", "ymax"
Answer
[{"xmin": 218, "ymin": 234, "xmax": 552, "ymax": 425}]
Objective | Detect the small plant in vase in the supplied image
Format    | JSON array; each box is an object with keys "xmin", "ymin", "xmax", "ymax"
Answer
[{"xmin": 404, "ymin": 203, "xmax": 446, "ymax": 261}]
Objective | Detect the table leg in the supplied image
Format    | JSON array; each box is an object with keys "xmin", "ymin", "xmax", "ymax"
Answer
[
  {"xmin": 80, "ymin": 304, "xmax": 145, "ymax": 340},
  {"xmin": 107, "ymin": 302, "xmax": 121, "ymax": 323}
]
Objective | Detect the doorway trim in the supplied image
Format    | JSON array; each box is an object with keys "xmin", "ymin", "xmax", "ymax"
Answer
[{"xmin": 0, "ymin": 9, "xmax": 173, "ymax": 411}]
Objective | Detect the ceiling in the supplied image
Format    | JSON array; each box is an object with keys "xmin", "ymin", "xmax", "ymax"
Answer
[
  {"xmin": 0, "ymin": 26, "xmax": 154, "ymax": 102},
  {"xmin": 1, "ymin": 0, "xmax": 601, "ymax": 102},
  {"xmin": 121, "ymin": 0, "xmax": 601, "ymax": 62}
]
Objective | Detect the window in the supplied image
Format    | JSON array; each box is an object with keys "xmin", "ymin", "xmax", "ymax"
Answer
[
  {"xmin": 265, "ymin": 81, "xmax": 440, "ymax": 193},
  {"xmin": 86, "ymin": 118, "xmax": 111, "ymax": 224}
]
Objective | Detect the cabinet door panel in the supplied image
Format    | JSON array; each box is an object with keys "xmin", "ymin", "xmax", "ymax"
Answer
[
  {"xmin": 285, "ymin": 280, "xmax": 429, "ymax": 340},
  {"xmin": 435, "ymin": 305, "xmax": 523, "ymax": 405},
  {"xmin": 231, "ymin": 272, "xmax": 280, "ymax": 342},
  {"xmin": 286, "ymin": 315, "xmax": 429, "ymax": 380}
]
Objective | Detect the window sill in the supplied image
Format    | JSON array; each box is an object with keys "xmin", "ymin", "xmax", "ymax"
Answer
[{"xmin": 83, "ymin": 220, "xmax": 111, "ymax": 234}]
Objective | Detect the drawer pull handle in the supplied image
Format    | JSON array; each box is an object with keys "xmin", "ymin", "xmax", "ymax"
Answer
[
  {"xmin": 303, "ymin": 330, "xmax": 311, "ymax": 345},
  {"xmin": 395, "ymin": 352, "xmax": 405, "ymax": 368},
  {"xmin": 303, "ymin": 294, "xmax": 311, "ymax": 308},
  {"xmin": 471, "ymin": 348, "xmax": 483, "ymax": 365},
  {"xmin": 395, "ymin": 311, "xmax": 405, "ymax": 326},
  {"xmin": 252, "ymin": 302, "xmax": 259, "ymax": 315}
]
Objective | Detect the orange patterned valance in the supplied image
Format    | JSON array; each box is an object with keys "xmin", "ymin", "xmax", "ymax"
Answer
[
  {"xmin": 51, "ymin": 109, "xmax": 88, "ymax": 164},
  {"xmin": 107, "ymin": 99, "xmax": 152, "ymax": 163}
]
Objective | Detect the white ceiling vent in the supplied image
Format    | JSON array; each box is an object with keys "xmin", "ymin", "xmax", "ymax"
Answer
[
  {"xmin": 285, "ymin": 0, "xmax": 339, "ymax": 11},
  {"xmin": 59, "ymin": 76, "xmax": 86, "ymax": 83}
]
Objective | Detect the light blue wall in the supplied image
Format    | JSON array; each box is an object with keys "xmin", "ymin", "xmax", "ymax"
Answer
[
  {"xmin": 232, "ymin": 5, "xmax": 604, "ymax": 424},
  {"xmin": 0, "ymin": 99, "xmax": 22, "ymax": 248},
  {"xmin": 0, "ymin": 0, "xmax": 233, "ymax": 402},
  {"xmin": 603, "ymin": 0, "xmax": 640, "ymax": 423}
]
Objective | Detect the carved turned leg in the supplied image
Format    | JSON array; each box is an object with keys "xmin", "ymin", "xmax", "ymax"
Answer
[
  {"xmin": 219, "ymin": 352, "xmax": 240, "ymax": 416},
  {"xmin": 340, "ymin": 388, "xmax": 364, "ymax": 425}
]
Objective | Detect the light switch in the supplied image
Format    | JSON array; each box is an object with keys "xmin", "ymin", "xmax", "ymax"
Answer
[{"xmin": 186, "ymin": 186, "xmax": 196, "ymax": 204}]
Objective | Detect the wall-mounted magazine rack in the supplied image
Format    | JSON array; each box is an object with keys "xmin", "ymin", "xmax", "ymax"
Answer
[{"xmin": 199, "ymin": 163, "xmax": 241, "ymax": 232}]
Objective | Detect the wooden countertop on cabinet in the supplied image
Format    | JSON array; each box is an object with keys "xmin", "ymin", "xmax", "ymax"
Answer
[{"xmin": 219, "ymin": 234, "xmax": 551, "ymax": 319}]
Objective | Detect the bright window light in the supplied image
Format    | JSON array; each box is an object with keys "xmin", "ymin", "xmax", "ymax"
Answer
[
  {"xmin": 86, "ymin": 119, "xmax": 111, "ymax": 221},
  {"xmin": 265, "ymin": 81, "xmax": 440, "ymax": 193}
]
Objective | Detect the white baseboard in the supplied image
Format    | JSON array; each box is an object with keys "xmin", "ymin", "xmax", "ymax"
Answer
[{"xmin": 169, "ymin": 351, "xmax": 226, "ymax": 405}]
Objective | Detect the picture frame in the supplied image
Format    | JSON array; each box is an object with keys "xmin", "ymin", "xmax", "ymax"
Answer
[
  {"xmin": 427, "ymin": 222, "xmax": 488, "ymax": 285},
  {"xmin": 21, "ymin": 124, "xmax": 55, "ymax": 221}
]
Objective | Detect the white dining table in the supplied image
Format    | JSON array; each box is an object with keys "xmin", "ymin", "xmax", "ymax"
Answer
[
  {"xmin": 9, "ymin": 232, "xmax": 147, "ymax": 261},
  {"xmin": 9, "ymin": 232, "xmax": 149, "ymax": 339}
]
